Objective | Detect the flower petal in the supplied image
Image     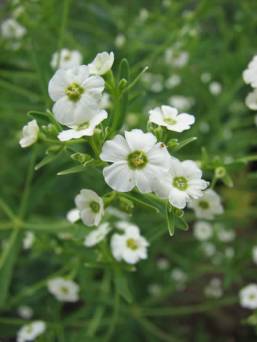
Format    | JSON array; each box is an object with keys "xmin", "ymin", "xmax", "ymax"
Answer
[
  {"xmin": 125, "ymin": 129, "xmax": 156, "ymax": 152},
  {"xmin": 103, "ymin": 161, "xmax": 135, "ymax": 192},
  {"xmin": 100, "ymin": 135, "xmax": 130, "ymax": 162}
]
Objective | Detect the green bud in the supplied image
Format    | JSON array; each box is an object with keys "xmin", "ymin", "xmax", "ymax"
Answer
[
  {"xmin": 71, "ymin": 152, "xmax": 92, "ymax": 164},
  {"xmin": 167, "ymin": 139, "xmax": 179, "ymax": 148},
  {"xmin": 119, "ymin": 78, "xmax": 128, "ymax": 90},
  {"xmin": 215, "ymin": 166, "xmax": 226, "ymax": 178},
  {"xmin": 119, "ymin": 197, "xmax": 134, "ymax": 214}
]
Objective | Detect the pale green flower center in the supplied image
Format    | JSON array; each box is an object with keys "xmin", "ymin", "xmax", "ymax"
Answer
[
  {"xmin": 127, "ymin": 238, "xmax": 138, "ymax": 250},
  {"xmin": 60, "ymin": 286, "xmax": 69, "ymax": 294},
  {"xmin": 25, "ymin": 325, "xmax": 33, "ymax": 333},
  {"xmin": 64, "ymin": 53, "xmax": 71, "ymax": 61},
  {"xmin": 90, "ymin": 201, "xmax": 100, "ymax": 213},
  {"xmin": 173, "ymin": 176, "xmax": 188, "ymax": 191},
  {"xmin": 78, "ymin": 122, "xmax": 90, "ymax": 130},
  {"xmin": 198, "ymin": 200, "xmax": 210, "ymax": 209},
  {"xmin": 128, "ymin": 150, "xmax": 148, "ymax": 169},
  {"xmin": 164, "ymin": 116, "xmax": 176, "ymax": 125},
  {"xmin": 65, "ymin": 82, "xmax": 84, "ymax": 102}
]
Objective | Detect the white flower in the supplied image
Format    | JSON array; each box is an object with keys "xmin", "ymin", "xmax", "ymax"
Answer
[
  {"xmin": 17, "ymin": 306, "xmax": 33, "ymax": 320},
  {"xmin": 252, "ymin": 246, "xmax": 257, "ymax": 265},
  {"xmin": 188, "ymin": 189, "xmax": 223, "ymax": 220},
  {"xmin": 154, "ymin": 158, "xmax": 208, "ymax": 209},
  {"xmin": 66, "ymin": 208, "xmax": 80, "ymax": 223},
  {"xmin": 88, "ymin": 52, "xmax": 114, "ymax": 75},
  {"xmin": 242, "ymin": 55, "xmax": 257, "ymax": 88},
  {"xmin": 115, "ymin": 221, "xmax": 139, "ymax": 233},
  {"xmin": 209, "ymin": 81, "xmax": 222, "ymax": 95},
  {"xmin": 100, "ymin": 129, "xmax": 170, "ymax": 193},
  {"xmin": 22, "ymin": 232, "xmax": 35, "ymax": 250},
  {"xmin": 204, "ymin": 278, "xmax": 223, "ymax": 298},
  {"xmin": 58, "ymin": 109, "xmax": 107, "ymax": 141},
  {"xmin": 149, "ymin": 105, "xmax": 195, "ymax": 132},
  {"xmin": 48, "ymin": 65, "xmax": 104, "ymax": 127},
  {"xmin": 19, "ymin": 120, "xmax": 39, "ymax": 148},
  {"xmin": 47, "ymin": 277, "xmax": 79, "ymax": 302},
  {"xmin": 240, "ymin": 284, "xmax": 257, "ymax": 309},
  {"xmin": 193, "ymin": 221, "xmax": 212, "ymax": 241},
  {"xmin": 224, "ymin": 247, "xmax": 234, "ymax": 259},
  {"xmin": 75, "ymin": 189, "xmax": 104, "ymax": 227},
  {"xmin": 84, "ymin": 223, "xmax": 111, "ymax": 247},
  {"xmin": 164, "ymin": 48, "xmax": 189, "ymax": 68},
  {"xmin": 216, "ymin": 226, "xmax": 235, "ymax": 242},
  {"xmin": 168, "ymin": 95, "xmax": 194, "ymax": 111},
  {"xmin": 201, "ymin": 242, "xmax": 216, "ymax": 257},
  {"xmin": 165, "ymin": 75, "xmax": 181, "ymax": 89},
  {"xmin": 100, "ymin": 92, "xmax": 111, "ymax": 109},
  {"xmin": 111, "ymin": 225, "xmax": 149, "ymax": 264},
  {"xmin": 148, "ymin": 284, "xmax": 161, "ymax": 296},
  {"xmin": 201, "ymin": 72, "xmax": 211, "ymax": 83},
  {"xmin": 106, "ymin": 207, "xmax": 129, "ymax": 220},
  {"xmin": 245, "ymin": 89, "xmax": 257, "ymax": 110},
  {"xmin": 170, "ymin": 268, "xmax": 187, "ymax": 290},
  {"xmin": 156, "ymin": 257, "xmax": 170, "ymax": 270},
  {"xmin": 139, "ymin": 8, "xmax": 149, "ymax": 21},
  {"xmin": 50, "ymin": 49, "xmax": 82, "ymax": 70},
  {"xmin": 115, "ymin": 34, "xmax": 126, "ymax": 48},
  {"xmin": 17, "ymin": 321, "xmax": 46, "ymax": 342},
  {"xmin": 1, "ymin": 18, "xmax": 26, "ymax": 39}
]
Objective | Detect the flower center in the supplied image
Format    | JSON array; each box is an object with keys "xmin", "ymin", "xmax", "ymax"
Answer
[
  {"xmin": 126, "ymin": 238, "xmax": 138, "ymax": 250},
  {"xmin": 78, "ymin": 122, "xmax": 90, "ymax": 130},
  {"xmin": 128, "ymin": 150, "xmax": 148, "ymax": 169},
  {"xmin": 60, "ymin": 286, "xmax": 69, "ymax": 294},
  {"xmin": 198, "ymin": 200, "xmax": 210, "ymax": 209},
  {"xmin": 173, "ymin": 176, "xmax": 188, "ymax": 191},
  {"xmin": 164, "ymin": 116, "xmax": 177, "ymax": 125},
  {"xmin": 65, "ymin": 82, "xmax": 84, "ymax": 102},
  {"xmin": 90, "ymin": 201, "xmax": 100, "ymax": 213},
  {"xmin": 64, "ymin": 53, "xmax": 71, "ymax": 61}
]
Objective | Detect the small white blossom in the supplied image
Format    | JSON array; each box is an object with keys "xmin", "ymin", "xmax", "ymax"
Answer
[
  {"xmin": 106, "ymin": 207, "xmax": 129, "ymax": 220},
  {"xmin": 154, "ymin": 158, "xmax": 208, "ymax": 209},
  {"xmin": 115, "ymin": 221, "xmax": 139, "ymax": 233},
  {"xmin": 199, "ymin": 121, "xmax": 210, "ymax": 133},
  {"xmin": 13, "ymin": 6, "xmax": 24, "ymax": 18},
  {"xmin": 17, "ymin": 321, "xmax": 46, "ymax": 342},
  {"xmin": 189, "ymin": 189, "xmax": 223, "ymax": 220},
  {"xmin": 48, "ymin": 65, "xmax": 104, "ymax": 127},
  {"xmin": 50, "ymin": 49, "xmax": 82, "ymax": 70},
  {"xmin": 164, "ymin": 48, "xmax": 189, "ymax": 68},
  {"xmin": 245, "ymin": 89, "xmax": 257, "ymax": 110},
  {"xmin": 149, "ymin": 105, "xmax": 195, "ymax": 132},
  {"xmin": 242, "ymin": 55, "xmax": 257, "ymax": 88},
  {"xmin": 19, "ymin": 120, "xmax": 39, "ymax": 148},
  {"xmin": 201, "ymin": 72, "xmax": 211, "ymax": 83},
  {"xmin": 88, "ymin": 51, "xmax": 114, "ymax": 75},
  {"xmin": 1, "ymin": 18, "xmax": 26, "ymax": 39},
  {"xmin": 100, "ymin": 129, "xmax": 170, "ymax": 193},
  {"xmin": 193, "ymin": 221, "xmax": 212, "ymax": 241},
  {"xmin": 66, "ymin": 208, "xmax": 80, "ymax": 223},
  {"xmin": 100, "ymin": 92, "xmax": 111, "ymax": 109},
  {"xmin": 224, "ymin": 247, "xmax": 235, "ymax": 259},
  {"xmin": 17, "ymin": 306, "xmax": 33, "ymax": 320},
  {"xmin": 58, "ymin": 109, "xmax": 107, "ymax": 141},
  {"xmin": 156, "ymin": 257, "xmax": 170, "ymax": 270},
  {"xmin": 139, "ymin": 8, "xmax": 149, "ymax": 21},
  {"xmin": 170, "ymin": 268, "xmax": 187, "ymax": 290},
  {"xmin": 22, "ymin": 232, "xmax": 35, "ymax": 250},
  {"xmin": 111, "ymin": 225, "xmax": 149, "ymax": 264},
  {"xmin": 252, "ymin": 246, "xmax": 257, "ymax": 265},
  {"xmin": 148, "ymin": 283, "xmax": 161, "ymax": 296},
  {"xmin": 115, "ymin": 34, "xmax": 126, "ymax": 48},
  {"xmin": 47, "ymin": 277, "xmax": 79, "ymax": 302},
  {"xmin": 168, "ymin": 95, "xmax": 194, "ymax": 111},
  {"xmin": 204, "ymin": 278, "xmax": 223, "ymax": 298},
  {"xmin": 209, "ymin": 81, "xmax": 222, "ymax": 95},
  {"xmin": 84, "ymin": 223, "xmax": 111, "ymax": 247},
  {"xmin": 216, "ymin": 226, "xmax": 235, "ymax": 242},
  {"xmin": 75, "ymin": 189, "xmax": 104, "ymax": 227},
  {"xmin": 165, "ymin": 75, "xmax": 181, "ymax": 89},
  {"xmin": 201, "ymin": 242, "xmax": 216, "ymax": 257},
  {"xmin": 240, "ymin": 284, "xmax": 257, "ymax": 309}
]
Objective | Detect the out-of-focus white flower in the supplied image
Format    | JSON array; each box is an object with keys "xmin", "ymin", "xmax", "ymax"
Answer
[
  {"xmin": 252, "ymin": 246, "xmax": 257, "ymax": 265},
  {"xmin": 100, "ymin": 92, "xmax": 111, "ymax": 109},
  {"xmin": 224, "ymin": 247, "xmax": 235, "ymax": 259},
  {"xmin": 111, "ymin": 225, "xmax": 149, "ymax": 264},
  {"xmin": 48, "ymin": 65, "xmax": 104, "ymax": 127},
  {"xmin": 245, "ymin": 89, "xmax": 257, "ymax": 110},
  {"xmin": 50, "ymin": 49, "xmax": 82, "ymax": 70},
  {"xmin": 201, "ymin": 72, "xmax": 211, "ymax": 83},
  {"xmin": 17, "ymin": 321, "xmax": 46, "ymax": 342},
  {"xmin": 242, "ymin": 55, "xmax": 257, "ymax": 88},
  {"xmin": 240, "ymin": 284, "xmax": 257, "ymax": 309},
  {"xmin": 193, "ymin": 221, "xmax": 212, "ymax": 241},
  {"xmin": 139, "ymin": 8, "xmax": 149, "ymax": 21},
  {"xmin": 204, "ymin": 278, "xmax": 223, "ymax": 298},
  {"xmin": 189, "ymin": 189, "xmax": 224, "ymax": 220},
  {"xmin": 201, "ymin": 242, "xmax": 216, "ymax": 257},
  {"xmin": 13, "ymin": 6, "xmax": 24, "ymax": 18},
  {"xmin": 88, "ymin": 52, "xmax": 114, "ymax": 75},
  {"xmin": 165, "ymin": 48, "xmax": 189, "ymax": 68},
  {"xmin": 209, "ymin": 81, "xmax": 222, "ymax": 95},
  {"xmin": 148, "ymin": 283, "xmax": 161, "ymax": 296},
  {"xmin": 1, "ymin": 18, "xmax": 26, "ymax": 39},
  {"xmin": 17, "ymin": 306, "xmax": 33, "ymax": 320},
  {"xmin": 19, "ymin": 120, "xmax": 39, "ymax": 148},
  {"xmin": 216, "ymin": 226, "xmax": 235, "ymax": 242},
  {"xmin": 154, "ymin": 158, "xmax": 208, "ymax": 209},
  {"xmin": 168, "ymin": 95, "xmax": 194, "ymax": 111},
  {"xmin": 149, "ymin": 105, "xmax": 195, "ymax": 132},
  {"xmin": 100, "ymin": 129, "xmax": 170, "ymax": 193},
  {"xmin": 115, "ymin": 33, "xmax": 126, "ymax": 48},
  {"xmin": 115, "ymin": 221, "xmax": 139, "ymax": 233},
  {"xmin": 165, "ymin": 75, "xmax": 181, "ymax": 89},
  {"xmin": 66, "ymin": 208, "xmax": 80, "ymax": 223},
  {"xmin": 47, "ymin": 277, "xmax": 79, "ymax": 302},
  {"xmin": 199, "ymin": 121, "xmax": 210, "ymax": 134},
  {"xmin": 156, "ymin": 257, "xmax": 170, "ymax": 270},
  {"xmin": 162, "ymin": 0, "xmax": 171, "ymax": 8},
  {"xmin": 106, "ymin": 207, "xmax": 129, "ymax": 220},
  {"xmin": 150, "ymin": 81, "xmax": 163, "ymax": 93},
  {"xmin": 84, "ymin": 223, "xmax": 111, "ymax": 247},
  {"xmin": 22, "ymin": 232, "xmax": 35, "ymax": 250},
  {"xmin": 75, "ymin": 189, "xmax": 104, "ymax": 227},
  {"xmin": 170, "ymin": 268, "xmax": 187, "ymax": 289},
  {"xmin": 57, "ymin": 109, "xmax": 107, "ymax": 141}
]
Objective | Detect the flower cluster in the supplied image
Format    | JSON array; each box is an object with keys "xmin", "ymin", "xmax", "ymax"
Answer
[{"xmin": 243, "ymin": 54, "xmax": 257, "ymax": 120}]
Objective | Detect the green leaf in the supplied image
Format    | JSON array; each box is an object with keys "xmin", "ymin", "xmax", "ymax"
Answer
[
  {"xmin": 166, "ymin": 204, "xmax": 175, "ymax": 236},
  {"xmin": 121, "ymin": 192, "xmax": 164, "ymax": 214},
  {"xmin": 172, "ymin": 137, "xmax": 197, "ymax": 152},
  {"xmin": 114, "ymin": 269, "xmax": 132, "ymax": 303},
  {"xmin": 28, "ymin": 111, "xmax": 50, "ymax": 124},
  {"xmin": 35, "ymin": 152, "xmax": 62, "ymax": 170},
  {"xmin": 175, "ymin": 215, "xmax": 189, "ymax": 231},
  {"xmin": 57, "ymin": 164, "xmax": 86, "ymax": 176}
]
